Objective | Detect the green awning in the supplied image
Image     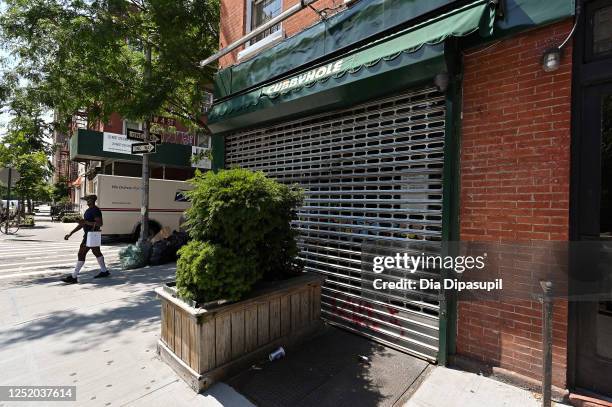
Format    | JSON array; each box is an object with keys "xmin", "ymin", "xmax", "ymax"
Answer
[
  {"xmin": 214, "ymin": 0, "xmax": 574, "ymax": 100},
  {"xmin": 208, "ymin": 0, "xmax": 496, "ymax": 133},
  {"xmin": 214, "ymin": 0, "xmax": 457, "ymax": 99}
]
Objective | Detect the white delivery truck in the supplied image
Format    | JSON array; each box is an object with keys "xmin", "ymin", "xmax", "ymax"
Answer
[{"xmin": 91, "ymin": 174, "xmax": 192, "ymax": 241}]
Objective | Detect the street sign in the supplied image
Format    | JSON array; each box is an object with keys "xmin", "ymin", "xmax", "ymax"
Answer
[
  {"xmin": 126, "ymin": 128, "xmax": 162, "ymax": 144},
  {"xmin": 131, "ymin": 142, "xmax": 157, "ymax": 154},
  {"xmin": 0, "ymin": 168, "xmax": 21, "ymax": 187}
]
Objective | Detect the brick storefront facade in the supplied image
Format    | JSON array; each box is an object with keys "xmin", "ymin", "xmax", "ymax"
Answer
[
  {"xmin": 458, "ymin": 20, "xmax": 573, "ymax": 387},
  {"xmin": 214, "ymin": 0, "xmax": 580, "ymax": 392}
]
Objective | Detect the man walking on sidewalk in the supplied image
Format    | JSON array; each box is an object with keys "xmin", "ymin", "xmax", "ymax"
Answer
[{"xmin": 61, "ymin": 195, "xmax": 109, "ymax": 284}]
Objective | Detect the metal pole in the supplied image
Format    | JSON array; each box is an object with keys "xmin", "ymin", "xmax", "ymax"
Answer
[
  {"xmin": 139, "ymin": 43, "xmax": 152, "ymax": 245},
  {"xmin": 198, "ymin": 0, "xmax": 318, "ymax": 67},
  {"xmin": 5, "ymin": 167, "xmax": 12, "ymax": 234},
  {"xmin": 540, "ymin": 280, "xmax": 553, "ymax": 407}
]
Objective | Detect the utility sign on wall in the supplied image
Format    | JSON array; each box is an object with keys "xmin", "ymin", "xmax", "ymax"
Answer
[{"xmin": 131, "ymin": 142, "xmax": 157, "ymax": 154}]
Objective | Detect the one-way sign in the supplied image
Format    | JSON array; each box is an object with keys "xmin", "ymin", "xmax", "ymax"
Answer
[
  {"xmin": 131, "ymin": 142, "xmax": 157, "ymax": 154},
  {"xmin": 126, "ymin": 128, "xmax": 162, "ymax": 144}
]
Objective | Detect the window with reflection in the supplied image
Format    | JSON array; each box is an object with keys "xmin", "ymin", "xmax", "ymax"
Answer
[{"xmin": 249, "ymin": 0, "xmax": 282, "ymax": 43}]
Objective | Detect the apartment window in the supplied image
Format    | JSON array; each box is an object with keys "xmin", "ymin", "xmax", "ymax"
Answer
[
  {"xmin": 239, "ymin": 0, "xmax": 284, "ymax": 60},
  {"xmin": 249, "ymin": 0, "xmax": 282, "ymax": 41}
]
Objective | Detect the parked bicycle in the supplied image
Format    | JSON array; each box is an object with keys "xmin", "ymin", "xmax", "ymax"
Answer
[{"xmin": 0, "ymin": 206, "xmax": 22, "ymax": 235}]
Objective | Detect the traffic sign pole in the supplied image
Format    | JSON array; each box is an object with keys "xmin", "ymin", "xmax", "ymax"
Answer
[
  {"xmin": 5, "ymin": 167, "xmax": 11, "ymax": 235},
  {"xmin": 139, "ymin": 43, "xmax": 151, "ymax": 246}
]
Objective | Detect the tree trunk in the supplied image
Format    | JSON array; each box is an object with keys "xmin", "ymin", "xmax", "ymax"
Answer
[{"xmin": 19, "ymin": 198, "xmax": 26, "ymax": 217}]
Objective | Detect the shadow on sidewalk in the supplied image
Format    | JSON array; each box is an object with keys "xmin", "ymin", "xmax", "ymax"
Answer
[
  {"xmin": 0, "ymin": 289, "xmax": 161, "ymax": 355},
  {"xmin": 0, "ymin": 264, "xmax": 178, "ymax": 356},
  {"xmin": 229, "ymin": 325, "xmax": 429, "ymax": 407}
]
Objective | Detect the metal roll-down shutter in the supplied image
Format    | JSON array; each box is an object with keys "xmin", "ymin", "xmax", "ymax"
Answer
[{"xmin": 225, "ymin": 87, "xmax": 445, "ymax": 361}]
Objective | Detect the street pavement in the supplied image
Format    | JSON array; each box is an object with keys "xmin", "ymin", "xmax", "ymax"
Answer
[
  {"xmin": 0, "ymin": 207, "xmax": 124, "ymax": 281},
  {"xmin": 0, "ymin": 239, "xmax": 124, "ymax": 281}
]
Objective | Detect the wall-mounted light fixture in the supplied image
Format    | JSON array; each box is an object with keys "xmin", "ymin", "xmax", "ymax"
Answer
[
  {"xmin": 541, "ymin": 5, "xmax": 579, "ymax": 72},
  {"xmin": 542, "ymin": 47, "xmax": 562, "ymax": 72}
]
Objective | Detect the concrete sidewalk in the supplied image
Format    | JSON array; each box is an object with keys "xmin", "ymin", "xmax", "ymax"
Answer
[
  {"xmin": 0, "ymin": 263, "xmax": 253, "ymax": 407},
  {"xmin": 405, "ymin": 366, "xmax": 568, "ymax": 407},
  {"xmin": 0, "ymin": 210, "xmax": 76, "ymax": 243}
]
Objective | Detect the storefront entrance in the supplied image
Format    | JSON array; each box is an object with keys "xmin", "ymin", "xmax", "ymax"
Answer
[
  {"xmin": 225, "ymin": 87, "xmax": 446, "ymax": 361},
  {"xmin": 573, "ymin": 83, "xmax": 612, "ymax": 397},
  {"xmin": 571, "ymin": 0, "xmax": 612, "ymax": 397}
]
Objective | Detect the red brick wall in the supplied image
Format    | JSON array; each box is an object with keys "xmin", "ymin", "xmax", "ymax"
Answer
[
  {"xmin": 458, "ymin": 20, "xmax": 573, "ymax": 387},
  {"xmin": 104, "ymin": 112, "xmax": 124, "ymax": 134},
  {"xmin": 219, "ymin": 0, "xmax": 245, "ymax": 68},
  {"xmin": 219, "ymin": 0, "xmax": 340, "ymax": 68},
  {"xmin": 282, "ymin": 0, "xmax": 338, "ymax": 38},
  {"xmin": 101, "ymin": 112, "xmax": 191, "ymax": 135}
]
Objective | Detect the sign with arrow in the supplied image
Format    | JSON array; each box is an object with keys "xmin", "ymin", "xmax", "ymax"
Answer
[
  {"xmin": 126, "ymin": 128, "xmax": 162, "ymax": 144},
  {"xmin": 131, "ymin": 142, "xmax": 157, "ymax": 154}
]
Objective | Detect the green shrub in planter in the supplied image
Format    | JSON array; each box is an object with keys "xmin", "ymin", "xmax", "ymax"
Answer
[
  {"xmin": 176, "ymin": 240, "xmax": 259, "ymax": 302},
  {"xmin": 61, "ymin": 213, "xmax": 83, "ymax": 223},
  {"xmin": 177, "ymin": 168, "xmax": 303, "ymax": 303}
]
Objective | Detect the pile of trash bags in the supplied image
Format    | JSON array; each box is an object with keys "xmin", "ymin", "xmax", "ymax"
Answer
[
  {"xmin": 118, "ymin": 244, "xmax": 148, "ymax": 270},
  {"xmin": 118, "ymin": 227, "xmax": 190, "ymax": 269},
  {"xmin": 149, "ymin": 228, "xmax": 189, "ymax": 265}
]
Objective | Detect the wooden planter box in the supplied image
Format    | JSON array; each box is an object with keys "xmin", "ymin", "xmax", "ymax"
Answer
[{"xmin": 155, "ymin": 274, "xmax": 324, "ymax": 392}]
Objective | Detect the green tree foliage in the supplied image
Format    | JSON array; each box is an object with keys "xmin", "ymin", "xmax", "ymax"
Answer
[
  {"xmin": 0, "ymin": 0, "xmax": 219, "ymax": 132},
  {"xmin": 0, "ymin": 139, "xmax": 52, "ymax": 208},
  {"xmin": 0, "ymin": 90, "xmax": 53, "ymax": 209},
  {"xmin": 52, "ymin": 177, "xmax": 71, "ymax": 202},
  {"xmin": 177, "ymin": 169, "xmax": 304, "ymax": 303}
]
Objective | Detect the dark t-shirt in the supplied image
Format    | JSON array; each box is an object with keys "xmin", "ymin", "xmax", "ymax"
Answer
[{"xmin": 83, "ymin": 206, "xmax": 102, "ymax": 234}]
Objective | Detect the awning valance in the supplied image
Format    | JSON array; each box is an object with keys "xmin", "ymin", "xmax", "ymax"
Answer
[{"xmin": 208, "ymin": 0, "xmax": 496, "ymax": 133}]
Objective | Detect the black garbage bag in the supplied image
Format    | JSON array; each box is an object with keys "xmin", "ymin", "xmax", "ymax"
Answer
[
  {"xmin": 167, "ymin": 231, "xmax": 189, "ymax": 256},
  {"xmin": 148, "ymin": 231, "xmax": 190, "ymax": 265},
  {"xmin": 149, "ymin": 240, "xmax": 172, "ymax": 265}
]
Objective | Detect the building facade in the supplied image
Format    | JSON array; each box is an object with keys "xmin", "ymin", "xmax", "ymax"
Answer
[
  {"xmin": 210, "ymin": 0, "xmax": 612, "ymax": 400},
  {"xmin": 55, "ymin": 111, "xmax": 206, "ymax": 203}
]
